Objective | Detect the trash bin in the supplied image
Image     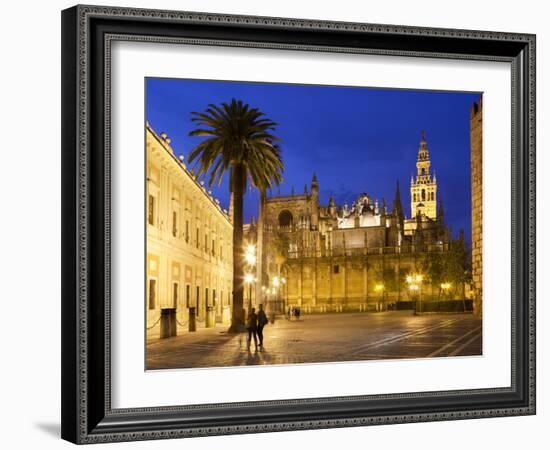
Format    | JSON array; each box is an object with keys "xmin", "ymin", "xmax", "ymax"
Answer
[{"xmin": 160, "ymin": 308, "xmax": 176, "ymax": 338}]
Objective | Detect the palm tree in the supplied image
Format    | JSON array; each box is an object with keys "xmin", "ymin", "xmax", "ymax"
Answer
[{"xmin": 188, "ymin": 99, "xmax": 283, "ymax": 332}]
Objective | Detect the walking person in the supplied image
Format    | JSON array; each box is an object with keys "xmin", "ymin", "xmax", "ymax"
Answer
[
  {"xmin": 246, "ymin": 307, "xmax": 258, "ymax": 349},
  {"xmin": 257, "ymin": 304, "xmax": 268, "ymax": 347}
]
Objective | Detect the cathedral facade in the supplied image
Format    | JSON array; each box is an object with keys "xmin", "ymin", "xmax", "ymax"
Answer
[{"xmin": 258, "ymin": 133, "xmax": 462, "ymax": 312}]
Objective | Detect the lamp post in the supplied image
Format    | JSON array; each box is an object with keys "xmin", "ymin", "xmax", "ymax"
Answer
[
  {"xmin": 440, "ymin": 282, "xmax": 451, "ymax": 311},
  {"xmin": 375, "ymin": 283, "xmax": 385, "ymax": 312},
  {"xmin": 440, "ymin": 282, "xmax": 451, "ymax": 300},
  {"xmin": 406, "ymin": 273, "xmax": 423, "ymax": 314},
  {"xmin": 281, "ymin": 277, "xmax": 286, "ymax": 314},
  {"xmin": 243, "ymin": 243, "xmax": 257, "ymax": 312},
  {"xmin": 244, "ymin": 273, "xmax": 254, "ymax": 312}
]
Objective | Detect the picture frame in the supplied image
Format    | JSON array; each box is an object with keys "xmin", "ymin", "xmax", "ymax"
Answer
[{"xmin": 61, "ymin": 4, "xmax": 536, "ymax": 444}]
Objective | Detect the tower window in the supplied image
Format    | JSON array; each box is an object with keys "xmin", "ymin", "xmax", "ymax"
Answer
[
  {"xmin": 422, "ymin": 189, "xmax": 426, "ymax": 201},
  {"xmin": 421, "ymin": 168, "xmax": 425, "ymax": 176},
  {"xmin": 333, "ymin": 265, "xmax": 340, "ymax": 274}
]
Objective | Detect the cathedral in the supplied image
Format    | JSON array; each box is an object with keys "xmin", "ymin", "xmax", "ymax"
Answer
[{"xmin": 252, "ymin": 132, "xmax": 463, "ymax": 313}]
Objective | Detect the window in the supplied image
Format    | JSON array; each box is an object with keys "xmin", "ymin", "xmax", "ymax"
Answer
[
  {"xmin": 205, "ymin": 233, "xmax": 208, "ymax": 252},
  {"xmin": 196, "ymin": 286, "xmax": 200, "ymax": 315},
  {"xmin": 186, "ymin": 284, "xmax": 190, "ymax": 308},
  {"xmin": 172, "ymin": 211, "xmax": 178, "ymax": 237},
  {"xmin": 205, "ymin": 288, "xmax": 209, "ymax": 307},
  {"xmin": 421, "ymin": 168, "xmax": 425, "ymax": 176},
  {"xmin": 212, "ymin": 239, "xmax": 216, "ymax": 256},
  {"xmin": 172, "ymin": 282, "xmax": 178, "ymax": 308},
  {"xmin": 196, "ymin": 228, "xmax": 200, "ymax": 249},
  {"xmin": 278, "ymin": 210, "xmax": 293, "ymax": 227},
  {"xmin": 213, "ymin": 289, "xmax": 217, "ymax": 306},
  {"xmin": 333, "ymin": 265, "xmax": 340, "ymax": 274},
  {"xmin": 148, "ymin": 195, "xmax": 155, "ymax": 226},
  {"xmin": 148, "ymin": 279, "xmax": 156, "ymax": 310},
  {"xmin": 422, "ymin": 189, "xmax": 426, "ymax": 201},
  {"xmin": 185, "ymin": 220, "xmax": 189, "ymax": 243}
]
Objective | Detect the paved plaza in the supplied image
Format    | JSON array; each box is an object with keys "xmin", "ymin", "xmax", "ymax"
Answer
[{"xmin": 146, "ymin": 311, "xmax": 482, "ymax": 370}]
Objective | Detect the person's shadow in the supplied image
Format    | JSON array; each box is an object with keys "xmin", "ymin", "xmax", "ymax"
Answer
[{"xmin": 245, "ymin": 347, "xmax": 261, "ymax": 365}]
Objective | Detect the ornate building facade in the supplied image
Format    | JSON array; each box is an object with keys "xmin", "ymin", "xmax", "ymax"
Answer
[
  {"xmin": 146, "ymin": 124, "xmax": 233, "ymax": 340},
  {"xmin": 258, "ymin": 133, "xmax": 461, "ymax": 312}
]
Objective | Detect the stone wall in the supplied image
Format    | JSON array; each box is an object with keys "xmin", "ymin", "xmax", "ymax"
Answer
[
  {"xmin": 470, "ymin": 97, "xmax": 483, "ymax": 317},
  {"xmin": 282, "ymin": 252, "xmax": 460, "ymax": 311}
]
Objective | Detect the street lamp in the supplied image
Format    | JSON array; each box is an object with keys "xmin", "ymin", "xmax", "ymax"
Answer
[
  {"xmin": 440, "ymin": 282, "xmax": 451, "ymax": 303},
  {"xmin": 375, "ymin": 283, "xmax": 385, "ymax": 311},
  {"xmin": 281, "ymin": 277, "xmax": 287, "ymax": 313},
  {"xmin": 245, "ymin": 247, "xmax": 256, "ymax": 266},
  {"xmin": 245, "ymin": 273, "xmax": 254, "ymax": 311},
  {"xmin": 243, "ymin": 243, "xmax": 257, "ymax": 311},
  {"xmin": 406, "ymin": 273, "xmax": 423, "ymax": 314}
]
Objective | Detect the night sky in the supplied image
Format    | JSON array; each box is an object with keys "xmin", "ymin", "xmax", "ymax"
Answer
[{"xmin": 146, "ymin": 78, "xmax": 480, "ymax": 244}]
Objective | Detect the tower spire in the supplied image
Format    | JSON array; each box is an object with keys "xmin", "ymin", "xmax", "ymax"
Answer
[
  {"xmin": 410, "ymin": 131, "xmax": 437, "ymax": 220},
  {"xmin": 437, "ymin": 199, "xmax": 445, "ymax": 224},
  {"xmin": 393, "ymin": 180, "xmax": 404, "ymax": 228},
  {"xmin": 417, "ymin": 130, "xmax": 429, "ymax": 161}
]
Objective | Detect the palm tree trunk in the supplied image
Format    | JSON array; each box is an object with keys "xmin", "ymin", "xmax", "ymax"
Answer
[
  {"xmin": 229, "ymin": 163, "xmax": 246, "ymax": 332},
  {"xmin": 256, "ymin": 190, "xmax": 266, "ymax": 307}
]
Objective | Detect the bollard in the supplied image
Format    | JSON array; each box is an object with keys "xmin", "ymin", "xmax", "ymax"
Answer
[{"xmin": 188, "ymin": 307, "xmax": 196, "ymax": 332}]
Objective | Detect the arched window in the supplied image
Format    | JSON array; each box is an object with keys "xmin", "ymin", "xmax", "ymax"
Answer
[
  {"xmin": 422, "ymin": 189, "xmax": 426, "ymax": 201},
  {"xmin": 278, "ymin": 210, "xmax": 293, "ymax": 228},
  {"xmin": 421, "ymin": 168, "xmax": 425, "ymax": 176}
]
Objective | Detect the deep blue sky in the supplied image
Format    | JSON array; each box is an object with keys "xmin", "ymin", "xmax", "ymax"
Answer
[{"xmin": 146, "ymin": 78, "xmax": 480, "ymax": 244}]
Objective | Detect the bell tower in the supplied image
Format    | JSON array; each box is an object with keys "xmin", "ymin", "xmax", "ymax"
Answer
[{"xmin": 410, "ymin": 131, "xmax": 437, "ymax": 219}]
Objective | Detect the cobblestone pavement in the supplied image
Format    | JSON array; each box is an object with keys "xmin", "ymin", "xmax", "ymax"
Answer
[{"xmin": 146, "ymin": 311, "xmax": 482, "ymax": 370}]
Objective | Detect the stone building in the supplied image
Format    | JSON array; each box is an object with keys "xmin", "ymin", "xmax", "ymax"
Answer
[
  {"xmin": 146, "ymin": 124, "xmax": 233, "ymax": 340},
  {"xmin": 256, "ymin": 132, "xmax": 460, "ymax": 313},
  {"xmin": 470, "ymin": 97, "xmax": 483, "ymax": 316}
]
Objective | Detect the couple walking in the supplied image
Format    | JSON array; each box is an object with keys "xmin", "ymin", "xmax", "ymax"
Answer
[{"xmin": 246, "ymin": 304, "xmax": 268, "ymax": 349}]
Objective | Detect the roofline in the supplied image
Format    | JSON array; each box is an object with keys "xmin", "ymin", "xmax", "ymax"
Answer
[{"xmin": 146, "ymin": 123, "xmax": 232, "ymax": 226}]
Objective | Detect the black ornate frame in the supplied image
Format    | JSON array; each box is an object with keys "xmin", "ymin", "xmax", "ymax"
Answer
[{"xmin": 61, "ymin": 4, "xmax": 536, "ymax": 444}]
